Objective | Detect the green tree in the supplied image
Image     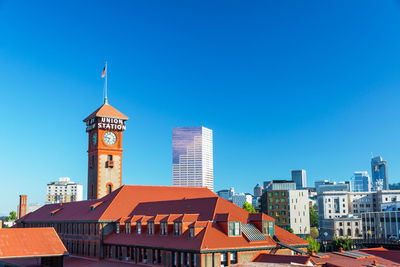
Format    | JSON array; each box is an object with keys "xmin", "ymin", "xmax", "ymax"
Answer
[
  {"xmin": 242, "ymin": 202, "xmax": 256, "ymax": 213},
  {"xmin": 309, "ymin": 227, "xmax": 319, "ymax": 239},
  {"xmin": 309, "ymin": 208, "xmax": 318, "ymax": 227},
  {"xmin": 332, "ymin": 237, "xmax": 353, "ymax": 251},
  {"xmin": 288, "ymin": 228, "xmax": 294, "ymax": 234},
  {"xmin": 307, "ymin": 236, "xmax": 320, "ymax": 253},
  {"xmin": 6, "ymin": 211, "xmax": 17, "ymax": 222}
]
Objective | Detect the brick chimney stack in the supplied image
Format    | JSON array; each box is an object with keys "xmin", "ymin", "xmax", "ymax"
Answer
[{"xmin": 18, "ymin": 195, "xmax": 27, "ymax": 219}]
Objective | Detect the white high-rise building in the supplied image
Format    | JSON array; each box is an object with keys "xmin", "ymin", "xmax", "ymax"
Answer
[
  {"xmin": 172, "ymin": 127, "xmax": 213, "ymax": 190},
  {"xmin": 46, "ymin": 177, "xmax": 83, "ymax": 204}
]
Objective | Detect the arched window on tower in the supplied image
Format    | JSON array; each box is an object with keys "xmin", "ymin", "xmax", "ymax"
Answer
[
  {"xmin": 107, "ymin": 184, "xmax": 113, "ymax": 194},
  {"xmin": 91, "ymin": 184, "xmax": 94, "ymax": 199}
]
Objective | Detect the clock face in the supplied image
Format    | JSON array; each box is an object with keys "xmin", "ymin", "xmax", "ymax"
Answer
[
  {"xmin": 103, "ymin": 131, "xmax": 117, "ymax": 145},
  {"xmin": 91, "ymin": 132, "xmax": 97, "ymax": 145}
]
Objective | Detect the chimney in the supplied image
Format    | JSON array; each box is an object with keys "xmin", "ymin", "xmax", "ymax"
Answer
[{"xmin": 18, "ymin": 195, "xmax": 27, "ymax": 219}]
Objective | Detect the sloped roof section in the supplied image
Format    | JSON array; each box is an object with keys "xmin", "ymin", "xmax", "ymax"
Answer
[
  {"xmin": 0, "ymin": 228, "xmax": 68, "ymax": 259},
  {"xmin": 273, "ymin": 226, "xmax": 309, "ymax": 246},
  {"xmin": 19, "ymin": 185, "xmax": 218, "ymax": 223},
  {"xmin": 84, "ymin": 103, "xmax": 129, "ymax": 121},
  {"xmin": 252, "ymin": 253, "xmax": 315, "ymax": 265}
]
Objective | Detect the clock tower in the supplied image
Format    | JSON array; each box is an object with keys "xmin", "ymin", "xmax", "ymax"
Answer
[{"xmin": 83, "ymin": 99, "xmax": 129, "ymax": 200}]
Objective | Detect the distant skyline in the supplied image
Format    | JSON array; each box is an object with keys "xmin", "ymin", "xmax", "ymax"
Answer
[{"xmin": 1, "ymin": 1, "xmax": 400, "ymax": 213}]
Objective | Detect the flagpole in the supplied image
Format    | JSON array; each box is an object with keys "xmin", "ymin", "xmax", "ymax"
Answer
[{"xmin": 104, "ymin": 61, "xmax": 108, "ymax": 104}]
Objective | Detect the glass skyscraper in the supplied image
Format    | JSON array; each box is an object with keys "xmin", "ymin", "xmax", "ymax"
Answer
[
  {"xmin": 354, "ymin": 171, "xmax": 371, "ymax": 192},
  {"xmin": 291, "ymin": 169, "xmax": 307, "ymax": 189},
  {"xmin": 371, "ymin": 156, "xmax": 388, "ymax": 191},
  {"xmin": 172, "ymin": 127, "xmax": 213, "ymax": 191}
]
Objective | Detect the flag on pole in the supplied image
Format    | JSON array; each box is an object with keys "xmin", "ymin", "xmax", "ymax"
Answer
[{"xmin": 101, "ymin": 63, "xmax": 107, "ymax": 78}]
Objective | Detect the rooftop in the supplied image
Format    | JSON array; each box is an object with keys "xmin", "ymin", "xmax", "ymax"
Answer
[
  {"xmin": 84, "ymin": 102, "xmax": 129, "ymax": 121},
  {"xmin": 0, "ymin": 228, "xmax": 68, "ymax": 259}
]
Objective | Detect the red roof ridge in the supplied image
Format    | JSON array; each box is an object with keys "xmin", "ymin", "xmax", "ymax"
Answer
[{"xmin": 199, "ymin": 221, "xmax": 213, "ymax": 250}]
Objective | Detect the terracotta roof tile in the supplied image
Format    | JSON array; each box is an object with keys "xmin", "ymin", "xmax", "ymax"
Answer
[
  {"xmin": 253, "ymin": 253, "xmax": 315, "ymax": 265},
  {"xmin": 273, "ymin": 226, "xmax": 309, "ymax": 246},
  {"xmin": 84, "ymin": 103, "xmax": 128, "ymax": 121},
  {"xmin": 18, "ymin": 185, "xmax": 309, "ymax": 252},
  {"xmin": 200, "ymin": 222, "xmax": 277, "ymax": 250},
  {"xmin": 0, "ymin": 228, "xmax": 68, "ymax": 259},
  {"xmin": 311, "ymin": 248, "xmax": 400, "ymax": 267},
  {"xmin": 179, "ymin": 214, "xmax": 199, "ymax": 222},
  {"xmin": 19, "ymin": 185, "xmax": 217, "ymax": 223}
]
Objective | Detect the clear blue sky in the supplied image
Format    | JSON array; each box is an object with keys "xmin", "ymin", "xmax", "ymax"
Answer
[{"xmin": 1, "ymin": 0, "xmax": 400, "ymax": 214}]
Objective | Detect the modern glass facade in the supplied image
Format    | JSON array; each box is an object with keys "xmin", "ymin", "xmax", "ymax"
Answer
[
  {"xmin": 172, "ymin": 127, "xmax": 213, "ymax": 190},
  {"xmin": 354, "ymin": 171, "xmax": 371, "ymax": 192},
  {"xmin": 371, "ymin": 156, "xmax": 388, "ymax": 190}
]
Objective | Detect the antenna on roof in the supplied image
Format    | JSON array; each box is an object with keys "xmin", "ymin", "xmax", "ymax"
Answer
[{"xmin": 101, "ymin": 61, "xmax": 108, "ymax": 104}]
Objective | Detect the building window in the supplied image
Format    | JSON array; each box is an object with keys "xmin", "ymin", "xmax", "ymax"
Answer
[
  {"xmin": 116, "ymin": 223, "xmax": 120, "ymax": 234},
  {"xmin": 174, "ymin": 222, "xmax": 182, "ymax": 236},
  {"xmin": 228, "ymin": 222, "xmax": 241, "ymax": 236},
  {"xmin": 189, "ymin": 227, "xmax": 195, "ymax": 238},
  {"xmin": 137, "ymin": 223, "xmax": 142, "ymax": 235},
  {"xmin": 221, "ymin": 253, "xmax": 228, "ymax": 267},
  {"xmin": 125, "ymin": 223, "xmax": 131, "ymax": 234},
  {"xmin": 107, "ymin": 183, "xmax": 113, "ymax": 194},
  {"xmin": 148, "ymin": 222, "xmax": 154, "ymax": 235},
  {"xmin": 160, "ymin": 222, "xmax": 168, "ymax": 235}
]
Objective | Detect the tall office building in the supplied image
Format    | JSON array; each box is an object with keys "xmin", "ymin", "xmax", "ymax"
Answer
[
  {"xmin": 371, "ymin": 156, "xmax": 388, "ymax": 190},
  {"xmin": 291, "ymin": 170, "xmax": 307, "ymax": 189},
  {"xmin": 172, "ymin": 127, "xmax": 213, "ymax": 190},
  {"xmin": 354, "ymin": 171, "xmax": 371, "ymax": 192}
]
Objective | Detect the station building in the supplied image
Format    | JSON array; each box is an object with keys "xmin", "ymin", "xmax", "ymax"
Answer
[{"xmin": 16, "ymin": 185, "xmax": 309, "ymax": 267}]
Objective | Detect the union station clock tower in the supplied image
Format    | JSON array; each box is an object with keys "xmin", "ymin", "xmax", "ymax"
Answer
[{"xmin": 83, "ymin": 99, "xmax": 129, "ymax": 200}]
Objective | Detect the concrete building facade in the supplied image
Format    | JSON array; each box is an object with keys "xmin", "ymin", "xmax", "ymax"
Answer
[
  {"xmin": 232, "ymin": 193, "xmax": 253, "ymax": 209},
  {"xmin": 261, "ymin": 189, "xmax": 309, "ymax": 236},
  {"xmin": 46, "ymin": 177, "xmax": 83, "ymax": 204}
]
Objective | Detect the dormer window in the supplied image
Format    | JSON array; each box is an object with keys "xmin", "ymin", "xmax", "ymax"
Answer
[
  {"xmin": 125, "ymin": 223, "xmax": 131, "ymax": 234},
  {"xmin": 189, "ymin": 227, "xmax": 195, "ymax": 238},
  {"xmin": 174, "ymin": 222, "xmax": 182, "ymax": 236},
  {"xmin": 116, "ymin": 223, "xmax": 120, "ymax": 234},
  {"xmin": 263, "ymin": 221, "xmax": 274, "ymax": 237},
  {"xmin": 148, "ymin": 222, "xmax": 154, "ymax": 235},
  {"xmin": 137, "ymin": 222, "xmax": 142, "ymax": 235},
  {"xmin": 228, "ymin": 222, "xmax": 241, "ymax": 236},
  {"xmin": 160, "ymin": 222, "xmax": 168, "ymax": 235}
]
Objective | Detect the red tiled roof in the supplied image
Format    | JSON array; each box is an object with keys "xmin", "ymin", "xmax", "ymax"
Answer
[
  {"xmin": 0, "ymin": 228, "xmax": 68, "ymax": 259},
  {"xmin": 19, "ymin": 185, "xmax": 217, "ymax": 222},
  {"xmin": 19, "ymin": 185, "xmax": 307, "ymax": 252},
  {"xmin": 83, "ymin": 103, "xmax": 128, "ymax": 121},
  {"xmin": 174, "ymin": 214, "xmax": 199, "ymax": 222},
  {"xmin": 252, "ymin": 253, "xmax": 315, "ymax": 265},
  {"xmin": 311, "ymin": 248, "xmax": 400, "ymax": 267},
  {"xmin": 273, "ymin": 226, "xmax": 309, "ymax": 246},
  {"xmin": 199, "ymin": 222, "xmax": 277, "ymax": 250}
]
